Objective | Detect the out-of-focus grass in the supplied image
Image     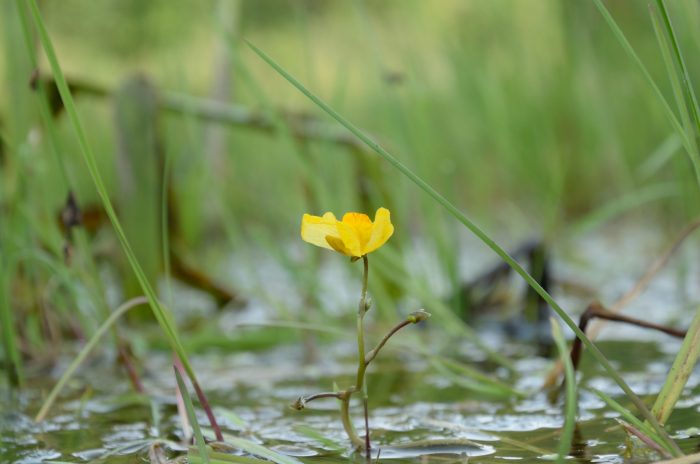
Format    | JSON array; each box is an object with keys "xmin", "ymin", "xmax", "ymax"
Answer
[
  {"xmin": 247, "ymin": 32, "xmax": 682, "ymax": 455},
  {"xmin": 3, "ymin": 1, "xmax": 697, "ymax": 231}
]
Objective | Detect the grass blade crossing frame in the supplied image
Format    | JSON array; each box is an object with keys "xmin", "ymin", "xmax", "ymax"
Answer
[
  {"xmin": 647, "ymin": 1, "xmax": 700, "ymax": 425},
  {"xmin": 551, "ymin": 318, "xmax": 577, "ymax": 463},
  {"xmin": 246, "ymin": 40, "xmax": 681, "ymax": 456},
  {"xmin": 593, "ymin": 0, "xmax": 700, "ymax": 427},
  {"xmin": 25, "ymin": 0, "xmax": 204, "ymax": 404}
]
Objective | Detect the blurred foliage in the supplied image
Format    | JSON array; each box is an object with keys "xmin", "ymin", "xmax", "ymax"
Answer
[{"xmin": 1, "ymin": 0, "xmax": 700, "ymax": 362}]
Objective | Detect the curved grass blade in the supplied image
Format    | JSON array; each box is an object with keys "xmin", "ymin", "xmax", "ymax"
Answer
[
  {"xmin": 591, "ymin": 0, "xmax": 688, "ymax": 149},
  {"xmin": 24, "ymin": 0, "xmax": 202, "ymax": 401},
  {"xmin": 654, "ymin": 0, "xmax": 700, "ymax": 136},
  {"xmin": 174, "ymin": 366, "xmax": 209, "ymax": 464},
  {"xmin": 373, "ymin": 246, "xmax": 515, "ymax": 370},
  {"xmin": 592, "ymin": 0, "xmax": 700, "ymax": 189},
  {"xmin": 550, "ymin": 318, "xmax": 576, "ymax": 463},
  {"xmin": 35, "ymin": 297, "xmax": 149, "ymax": 422},
  {"xmin": 648, "ymin": 3, "xmax": 700, "ymax": 172},
  {"xmin": 648, "ymin": 1, "xmax": 700, "ymax": 425},
  {"xmin": 246, "ymin": 41, "xmax": 681, "ymax": 456}
]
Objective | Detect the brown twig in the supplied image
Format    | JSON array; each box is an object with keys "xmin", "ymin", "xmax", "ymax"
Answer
[
  {"xmin": 116, "ymin": 343, "xmax": 144, "ymax": 393},
  {"xmin": 569, "ymin": 301, "xmax": 685, "ymax": 372},
  {"xmin": 546, "ymin": 301, "xmax": 686, "ymax": 399},
  {"xmin": 174, "ymin": 355, "xmax": 224, "ymax": 442},
  {"xmin": 596, "ymin": 217, "xmax": 700, "ymax": 330},
  {"xmin": 619, "ymin": 420, "xmax": 672, "ymax": 459},
  {"xmin": 543, "ymin": 217, "xmax": 700, "ymax": 389}
]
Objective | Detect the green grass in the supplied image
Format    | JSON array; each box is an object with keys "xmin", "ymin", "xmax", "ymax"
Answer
[
  {"xmin": 2, "ymin": 0, "xmax": 700, "ymax": 461},
  {"xmin": 550, "ymin": 318, "xmax": 576, "ymax": 463},
  {"xmin": 645, "ymin": 0, "xmax": 700, "ymax": 425},
  {"xmin": 247, "ymin": 38, "xmax": 682, "ymax": 455},
  {"xmin": 25, "ymin": 0, "xmax": 202, "ymax": 393}
]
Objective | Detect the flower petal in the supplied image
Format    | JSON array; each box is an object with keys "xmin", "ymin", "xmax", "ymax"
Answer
[
  {"xmin": 325, "ymin": 235, "xmax": 353, "ymax": 256},
  {"xmin": 342, "ymin": 212, "xmax": 372, "ymax": 227},
  {"xmin": 342, "ymin": 212, "xmax": 373, "ymax": 254},
  {"xmin": 337, "ymin": 220, "xmax": 363, "ymax": 257},
  {"xmin": 363, "ymin": 207, "xmax": 394, "ymax": 254},
  {"xmin": 301, "ymin": 212, "xmax": 340, "ymax": 251}
]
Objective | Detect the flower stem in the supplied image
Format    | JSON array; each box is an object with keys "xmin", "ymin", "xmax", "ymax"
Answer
[
  {"xmin": 357, "ymin": 256, "xmax": 370, "ymax": 451},
  {"xmin": 298, "ymin": 259, "xmax": 429, "ymax": 452},
  {"xmin": 365, "ymin": 310, "xmax": 430, "ymax": 366},
  {"xmin": 295, "ymin": 255, "xmax": 371, "ymax": 450},
  {"xmin": 356, "ymin": 255, "xmax": 369, "ymax": 386},
  {"xmin": 339, "ymin": 391, "xmax": 364, "ymax": 448},
  {"xmin": 337, "ymin": 255, "xmax": 372, "ymax": 450}
]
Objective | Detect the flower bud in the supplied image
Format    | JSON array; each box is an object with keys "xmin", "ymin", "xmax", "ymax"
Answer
[
  {"xmin": 407, "ymin": 310, "xmax": 430, "ymax": 324},
  {"xmin": 290, "ymin": 397, "xmax": 306, "ymax": 411}
]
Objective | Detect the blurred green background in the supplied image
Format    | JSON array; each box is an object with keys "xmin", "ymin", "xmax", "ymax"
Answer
[
  {"xmin": 4, "ymin": 4, "xmax": 700, "ymax": 461},
  {"xmin": 2, "ymin": 0, "xmax": 700, "ymax": 358},
  {"xmin": 4, "ymin": 1, "xmax": 699, "ymax": 229}
]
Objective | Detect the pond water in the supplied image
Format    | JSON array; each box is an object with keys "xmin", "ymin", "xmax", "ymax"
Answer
[{"xmin": 3, "ymin": 224, "xmax": 700, "ymax": 463}]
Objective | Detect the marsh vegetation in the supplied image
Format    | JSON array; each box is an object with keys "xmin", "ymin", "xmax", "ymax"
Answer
[{"xmin": 3, "ymin": 1, "xmax": 700, "ymax": 463}]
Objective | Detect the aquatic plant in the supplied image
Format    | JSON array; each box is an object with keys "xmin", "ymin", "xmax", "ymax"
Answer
[
  {"xmin": 294, "ymin": 207, "xmax": 429, "ymax": 453},
  {"xmin": 248, "ymin": 41, "xmax": 682, "ymax": 457}
]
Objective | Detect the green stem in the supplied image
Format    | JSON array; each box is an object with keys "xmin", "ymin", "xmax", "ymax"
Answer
[
  {"xmin": 551, "ymin": 318, "xmax": 576, "ymax": 463},
  {"xmin": 339, "ymin": 391, "xmax": 364, "ymax": 449},
  {"xmin": 652, "ymin": 311, "xmax": 700, "ymax": 424},
  {"xmin": 365, "ymin": 310, "xmax": 430, "ymax": 365},
  {"xmin": 649, "ymin": 0, "xmax": 700, "ymax": 426},
  {"xmin": 355, "ymin": 255, "xmax": 369, "ymax": 385},
  {"xmin": 337, "ymin": 255, "xmax": 371, "ymax": 450},
  {"xmin": 247, "ymin": 41, "xmax": 681, "ymax": 456},
  {"xmin": 357, "ymin": 256, "xmax": 370, "ymax": 451}
]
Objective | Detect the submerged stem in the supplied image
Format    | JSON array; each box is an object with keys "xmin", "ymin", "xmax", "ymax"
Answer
[{"xmin": 339, "ymin": 391, "xmax": 364, "ymax": 448}]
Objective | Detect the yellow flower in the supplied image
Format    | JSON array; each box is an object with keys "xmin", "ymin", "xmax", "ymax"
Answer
[{"xmin": 301, "ymin": 207, "xmax": 394, "ymax": 258}]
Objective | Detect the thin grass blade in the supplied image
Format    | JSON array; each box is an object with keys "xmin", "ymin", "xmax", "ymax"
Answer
[
  {"xmin": 174, "ymin": 366, "xmax": 209, "ymax": 464},
  {"xmin": 550, "ymin": 318, "xmax": 576, "ymax": 463},
  {"xmin": 35, "ymin": 297, "xmax": 148, "ymax": 421},
  {"xmin": 0, "ymin": 256, "xmax": 22, "ymax": 387},
  {"xmin": 654, "ymin": 0, "xmax": 700, "ymax": 135},
  {"xmin": 246, "ymin": 41, "xmax": 681, "ymax": 456},
  {"xmin": 648, "ymin": 1, "xmax": 700, "ymax": 425},
  {"xmin": 592, "ymin": 389, "xmax": 673, "ymax": 455},
  {"xmin": 591, "ymin": 0, "xmax": 689, "ymax": 151},
  {"xmin": 24, "ymin": 0, "xmax": 201, "ymax": 391}
]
